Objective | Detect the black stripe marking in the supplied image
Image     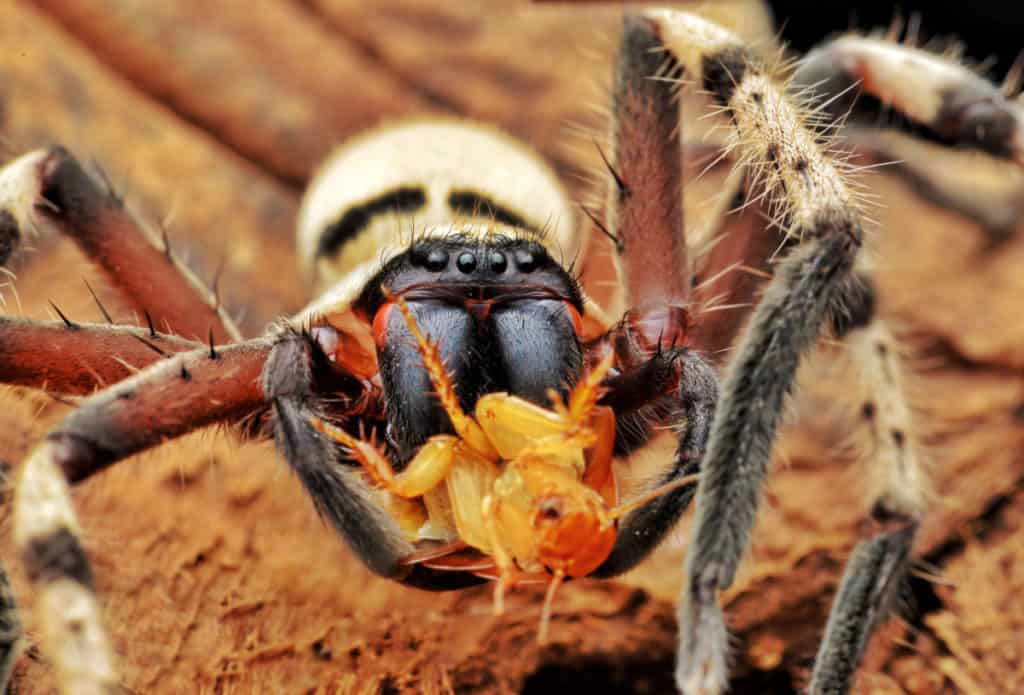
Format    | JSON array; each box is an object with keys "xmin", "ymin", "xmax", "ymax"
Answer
[
  {"xmin": 447, "ymin": 190, "xmax": 534, "ymax": 230},
  {"xmin": 316, "ymin": 187, "xmax": 427, "ymax": 259},
  {"xmin": 22, "ymin": 528, "xmax": 94, "ymax": 588}
]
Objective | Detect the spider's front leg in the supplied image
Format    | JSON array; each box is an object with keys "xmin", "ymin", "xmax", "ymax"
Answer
[
  {"xmin": 12, "ymin": 337, "xmax": 270, "ymax": 694},
  {"xmin": 637, "ymin": 10, "xmax": 924, "ymax": 694},
  {"xmin": 586, "ymin": 13, "xmax": 720, "ymax": 577},
  {"xmin": 6, "ymin": 319, "xmax": 416, "ymax": 694}
]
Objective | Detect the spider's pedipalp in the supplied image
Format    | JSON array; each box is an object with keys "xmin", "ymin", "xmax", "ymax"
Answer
[
  {"xmin": 593, "ymin": 349, "xmax": 718, "ymax": 578},
  {"xmin": 263, "ymin": 327, "xmax": 414, "ymax": 580},
  {"xmin": 0, "ymin": 147, "xmax": 241, "ymax": 343}
]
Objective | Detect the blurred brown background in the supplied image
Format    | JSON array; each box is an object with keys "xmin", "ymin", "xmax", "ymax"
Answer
[{"xmin": 1, "ymin": 1, "xmax": 1023, "ymax": 693}]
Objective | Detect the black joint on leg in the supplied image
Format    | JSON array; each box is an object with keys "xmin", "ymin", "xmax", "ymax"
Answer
[
  {"xmin": 0, "ymin": 209, "xmax": 20, "ymax": 265},
  {"xmin": 702, "ymin": 47, "xmax": 748, "ymax": 106},
  {"xmin": 619, "ymin": 13, "xmax": 681, "ymax": 96},
  {"xmin": 39, "ymin": 147, "xmax": 109, "ymax": 226},
  {"xmin": 870, "ymin": 499, "xmax": 918, "ymax": 533},
  {"xmin": 46, "ymin": 431, "xmax": 110, "ymax": 485},
  {"xmin": 831, "ymin": 272, "xmax": 875, "ymax": 338},
  {"xmin": 21, "ymin": 528, "xmax": 94, "ymax": 588}
]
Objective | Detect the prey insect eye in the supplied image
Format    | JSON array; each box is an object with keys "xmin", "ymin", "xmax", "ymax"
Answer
[{"xmin": 538, "ymin": 497, "xmax": 563, "ymax": 521}]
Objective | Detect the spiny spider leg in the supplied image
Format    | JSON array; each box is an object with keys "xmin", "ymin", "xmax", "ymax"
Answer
[
  {"xmin": 586, "ymin": 15, "xmax": 719, "ymax": 578},
  {"xmin": 809, "ymin": 268, "xmax": 924, "ymax": 695},
  {"xmin": 0, "ymin": 147, "xmax": 241, "ymax": 342},
  {"xmin": 0, "ymin": 316, "xmax": 200, "ymax": 395},
  {"xmin": 794, "ymin": 35, "xmax": 1024, "ymax": 165},
  {"xmin": 638, "ymin": 9, "xmax": 913, "ymax": 693}
]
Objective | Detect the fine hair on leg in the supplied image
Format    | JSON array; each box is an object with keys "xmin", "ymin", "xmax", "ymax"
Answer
[{"xmin": 635, "ymin": 9, "xmax": 867, "ymax": 693}]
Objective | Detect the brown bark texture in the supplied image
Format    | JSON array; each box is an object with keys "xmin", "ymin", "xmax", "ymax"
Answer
[{"xmin": 1, "ymin": 1, "xmax": 1022, "ymax": 693}]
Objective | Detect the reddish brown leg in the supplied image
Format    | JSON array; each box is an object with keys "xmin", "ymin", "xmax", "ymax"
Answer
[
  {"xmin": 43, "ymin": 338, "xmax": 270, "ymax": 483},
  {"xmin": 9, "ymin": 334, "xmax": 272, "ymax": 694},
  {"xmin": 0, "ymin": 148, "xmax": 241, "ymax": 342},
  {"xmin": 606, "ymin": 13, "xmax": 690, "ymax": 358},
  {"xmin": 0, "ymin": 316, "xmax": 200, "ymax": 395}
]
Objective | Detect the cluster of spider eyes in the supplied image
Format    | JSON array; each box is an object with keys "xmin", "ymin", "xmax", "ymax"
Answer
[{"xmin": 408, "ymin": 245, "xmax": 543, "ymax": 274}]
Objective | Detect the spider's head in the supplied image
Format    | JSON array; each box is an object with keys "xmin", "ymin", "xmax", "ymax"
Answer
[{"xmin": 355, "ymin": 225, "xmax": 586, "ymax": 462}]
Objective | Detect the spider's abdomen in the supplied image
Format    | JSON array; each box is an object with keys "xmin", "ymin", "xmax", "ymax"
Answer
[{"xmin": 297, "ymin": 118, "xmax": 580, "ymax": 290}]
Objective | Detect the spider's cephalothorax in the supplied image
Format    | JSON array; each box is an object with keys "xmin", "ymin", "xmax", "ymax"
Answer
[
  {"xmin": 4, "ymin": 7, "xmax": 1024, "ymax": 695},
  {"xmin": 356, "ymin": 231, "xmax": 586, "ymax": 461}
]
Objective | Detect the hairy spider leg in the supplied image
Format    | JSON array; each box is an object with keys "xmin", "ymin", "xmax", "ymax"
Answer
[
  {"xmin": 792, "ymin": 35, "xmax": 1024, "ymax": 240},
  {"xmin": 644, "ymin": 10, "xmax": 924, "ymax": 695},
  {"xmin": 582, "ymin": 12, "xmax": 721, "ymax": 586}
]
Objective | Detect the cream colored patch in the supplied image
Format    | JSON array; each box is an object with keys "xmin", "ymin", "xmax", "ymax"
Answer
[
  {"xmin": 0, "ymin": 150, "xmax": 50, "ymax": 241},
  {"xmin": 39, "ymin": 579, "xmax": 117, "ymax": 695},
  {"xmin": 14, "ymin": 442, "xmax": 80, "ymax": 545},
  {"xmin": 298, "ymin": 118, "xmax": 578, "ymax": 289}
]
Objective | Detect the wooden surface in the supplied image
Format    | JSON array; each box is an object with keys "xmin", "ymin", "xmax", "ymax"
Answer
[{"xmin": 1, "ymin": 1, "xmax": 1023, "ymax": 693}]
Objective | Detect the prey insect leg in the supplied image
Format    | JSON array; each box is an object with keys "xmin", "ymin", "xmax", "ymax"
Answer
[{"xmin": 0, "ymin": 148, "xmax": 241, "ymax": 342}]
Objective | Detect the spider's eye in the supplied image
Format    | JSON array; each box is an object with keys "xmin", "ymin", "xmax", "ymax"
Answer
[
  {"xmin": 424, "ymin": 249, "xmax": 449, "ymax": 272},
  {"xmin": 456, "ymin": 251, "xmax": 478, "ymax": 274},
  {"xmin": 489, "ymin": 251, "xmax": 508, "ymax": 274},
  {"xmin": 515, "ymin": 249, "xmax": 538, "ymax": 273}
]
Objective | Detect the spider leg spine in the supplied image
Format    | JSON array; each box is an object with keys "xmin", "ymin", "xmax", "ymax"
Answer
[
  {"xmin": 0, "ymin": 315, "xmax": 201, "ymax": 395},
  {"xmin": 0, "ymin": 147, "xmax": 241, "ymax": 343}
]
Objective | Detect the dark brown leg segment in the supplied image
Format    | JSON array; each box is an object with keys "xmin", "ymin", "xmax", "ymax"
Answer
[{"xmin": 0, "ymin": 148, "xmax": 241, "ymax": 342}]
